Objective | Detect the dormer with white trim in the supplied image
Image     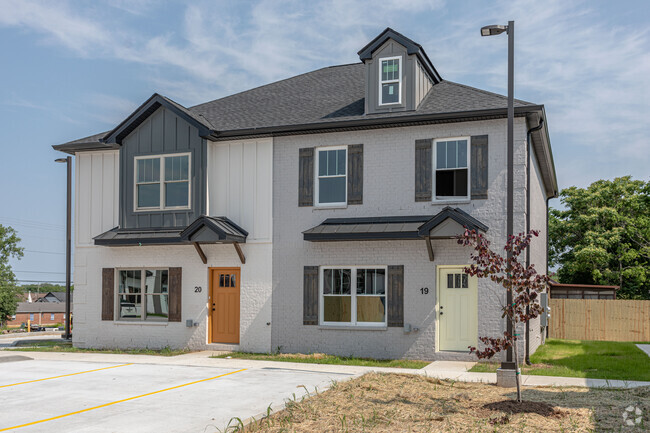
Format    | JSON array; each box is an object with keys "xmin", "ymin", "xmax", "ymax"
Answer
[{"xmin": 358, "ymin": 28, "xmax": 442, "ymax": 114}]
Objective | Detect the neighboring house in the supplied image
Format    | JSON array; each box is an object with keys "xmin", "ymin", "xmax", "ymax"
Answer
[
  {"xmin": 6, "ymin": 302, "xmax": 67, "ymax": 328},
  {"xmin": 549, "ymin": 280, "xmax": 617, "ymax": 300},
  {"xmin": 34, "ymin": 291, "xmax": 73, "ymax": 303},
  {"xmin": 53, "ymin": 28, "xmax": 557, "ymax": 361}
]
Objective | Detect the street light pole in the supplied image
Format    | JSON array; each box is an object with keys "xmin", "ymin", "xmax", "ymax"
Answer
[
  {"xmin": 505, "ymin": 20, "xmax": 515, "ymax": 369},
  {"xmin": 481, "ymin": 20, "xmax": 516, "ymax": 370},
  {"xmin": 55, "ymin": 156, "xmax": 72, "ymax": 340}
]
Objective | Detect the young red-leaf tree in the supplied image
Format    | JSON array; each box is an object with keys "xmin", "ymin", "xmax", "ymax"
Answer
[{"xmin": 457, "ymin": 228, "xmax": 549, "ymax": 402}]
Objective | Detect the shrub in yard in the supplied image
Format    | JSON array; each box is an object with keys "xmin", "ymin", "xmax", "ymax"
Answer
[{"xmin": 458, "ymin": 228, "xmax": 549, "ymax": 402}]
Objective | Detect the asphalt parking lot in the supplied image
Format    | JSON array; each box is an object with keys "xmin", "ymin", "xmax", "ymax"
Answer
[{"xmin": 0, "ymin": 356, "xmax": 352, "ymax": 432}]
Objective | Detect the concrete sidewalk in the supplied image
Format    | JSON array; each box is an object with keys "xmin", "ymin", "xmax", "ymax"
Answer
[{"xmin": 3, "ymin": 350, "xmax": 649, "ymax": 389}]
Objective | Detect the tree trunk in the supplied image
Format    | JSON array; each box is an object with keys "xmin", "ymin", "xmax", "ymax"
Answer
[{"xmin": 619, "ymin": 258, "xmax": 623, "ymax": 289}]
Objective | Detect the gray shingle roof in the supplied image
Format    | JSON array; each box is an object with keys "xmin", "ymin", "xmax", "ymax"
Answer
[
  {"xmin": 16, "ymin": 302, "xmax": 67, "ymax": 313},
  {"xmin": 56, "ymin": 63, "xmax": 536, "ymax": 149},
  {"xmin": 191, "ymin": 63, "xmax": 535, "ymax": 132}
]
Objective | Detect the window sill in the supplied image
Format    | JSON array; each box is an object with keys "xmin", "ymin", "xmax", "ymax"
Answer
[
  {"xmin": 313, "ymin": 204, "xmax": 348, "ymax": 210},
  {"xmin": 317, "ymin": 325, "xmax": 387, "ymax": 331},
  {"xmin": 113, "ymin": 321, "xmax": 169, "ymax": 326},
  {"xmin": 431, "ymin": 199, "xmax": 471, "ymax": 205},
  {"xmin": 133, "ymin": 208, "xmax": 191, "ymax": 213}
]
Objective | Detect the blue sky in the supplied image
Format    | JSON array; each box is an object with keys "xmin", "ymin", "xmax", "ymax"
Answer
[{"xmin": 1, "ymin": 0, "xmax": 649, "ymax": 285}]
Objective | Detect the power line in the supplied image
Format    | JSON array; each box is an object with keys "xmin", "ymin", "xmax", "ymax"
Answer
[
  {"xmin": 14, "ymin": 270, "xmax": 66, "ymax": 275},
  {"xmin": 24, "ymin": 250, "xmax": 66, "ymax": 255},
  {"xmin": 0, "ymin": 217, "xmax": 64, "ymax": 230},
  {"xmin": 16, "ymin": 280, "xmax": 71, "ymax": 284}
]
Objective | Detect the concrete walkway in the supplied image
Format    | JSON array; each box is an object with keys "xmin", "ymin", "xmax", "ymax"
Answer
[
  {"xmin": 3, "ymin": 350, "xmax": 649, "ymax": 389},
  {"xmin": 637, "ymin": 344, "xmax": 650, "ymax": 357}
]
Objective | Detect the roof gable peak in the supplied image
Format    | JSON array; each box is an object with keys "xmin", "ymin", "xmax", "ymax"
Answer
[
  {"xmin": 102, "ymin": 93, "xmax": 214, "ymax": 145},
  {"xmin": 357, "ymin": 27, "xmax": 441, "ymax": 83}
]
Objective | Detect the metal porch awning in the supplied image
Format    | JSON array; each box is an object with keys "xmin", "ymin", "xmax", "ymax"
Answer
[
  {"xmin": 302, "ymin": 207, "xmax": 488, "ymax": 261},
  {"xmin": 93, "ymin": 216, "xmax": 249, "ymax": 264}
]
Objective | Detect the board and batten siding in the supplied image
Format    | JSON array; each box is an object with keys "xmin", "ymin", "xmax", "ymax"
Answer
[
  {"xmin": 207, "ymin": 138, "xmax": 273, "ymax": 242},
  {"xmin": 75, "ymin": 150, "xmax": 119, "ymax": 247},
  {"xmin": 120, "ymin": 107, "xmax": 207, "ymax": 229},
  {"xmin": 414, "ymin": 60, "xmax": 433, "ymax": 109}
]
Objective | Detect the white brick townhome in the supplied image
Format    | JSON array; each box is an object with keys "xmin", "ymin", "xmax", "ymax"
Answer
[{"xmin": 54, "ymin": 28, "xmax": 557, "ymax": 361}]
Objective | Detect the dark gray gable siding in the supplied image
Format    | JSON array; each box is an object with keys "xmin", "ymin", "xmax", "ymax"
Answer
[
  {"xmin": 120, "ymin": 107, "xmax": 207, "ymax": 229},
  {"xmin": 364, "ymin": 39, "xmax": 420, "ymax": 115}
]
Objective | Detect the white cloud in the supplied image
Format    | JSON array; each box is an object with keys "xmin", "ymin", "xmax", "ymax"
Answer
[{"xmin": 1, "ymin": 0, "xmax": 648, "ymax": 189}]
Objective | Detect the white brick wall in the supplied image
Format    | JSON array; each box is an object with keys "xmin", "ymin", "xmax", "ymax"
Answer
[
  {"xmin": 526, "ymin": 141, "xmax": 549, "ymax": 356},
  {"xmin": 73, "ymin": 242, "xmax": 272, "ymax": 352},
  {"xmin": 272, "ymin": 119, "xmax": 534, "ymax": 361}
]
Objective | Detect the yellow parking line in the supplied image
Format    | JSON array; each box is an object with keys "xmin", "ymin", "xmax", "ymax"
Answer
[
  {"xmin": 0, "ymin": 363, "xmax": 133, "ymax": 389},
  {"xmin": 0, "ymin": 368, "xmax": 247, "ymax": 432}
]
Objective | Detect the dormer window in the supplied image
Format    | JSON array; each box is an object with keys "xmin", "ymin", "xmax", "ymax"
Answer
[{"xmin": 379, "ymin": 56, "xmax": 401, "ymax": 105}]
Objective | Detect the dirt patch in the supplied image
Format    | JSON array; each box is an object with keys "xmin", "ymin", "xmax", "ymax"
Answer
[
  {"xmin": 237, "ymin": 373, "xmax": 650, "ymax": 432},
  {"xmin": 484, "ymin": 400, "xmax": 565, "ymax": 418}
]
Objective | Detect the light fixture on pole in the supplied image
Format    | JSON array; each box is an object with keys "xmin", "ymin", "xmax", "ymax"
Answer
[
  {"xmin": 481, "ymin": 20, "xmax": 516, "ymax": 371},
  {"xmin": 55, "ymin": 156, "xmax": 72, "ymax": 341}
]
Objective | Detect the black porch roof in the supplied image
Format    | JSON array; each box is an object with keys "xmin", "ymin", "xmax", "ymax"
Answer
[
  {"xmin": 94, "ymin": 216, "xmax": 247, "ymax": 246},
  {"xmin": 303, "ymin": 207, "xmax": 488, "ymax": 242}
]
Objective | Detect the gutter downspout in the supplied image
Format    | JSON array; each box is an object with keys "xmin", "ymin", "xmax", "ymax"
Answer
[{"xmin": 525, "ymin": 117, "xmax": 545, "ymax": 365}]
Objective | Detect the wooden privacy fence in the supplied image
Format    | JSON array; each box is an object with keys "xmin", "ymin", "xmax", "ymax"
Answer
[{"xmin": 549, "ymin": 299, "xmax": 650, "ymax": 342}]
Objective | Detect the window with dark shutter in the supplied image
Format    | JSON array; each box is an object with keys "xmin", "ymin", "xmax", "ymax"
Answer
[
  {"xmin": 387, "ymin": 265, "xmax": 404, "ymax": 327},
  {"xmin": 168, "ymin": 267, "xmax": 182, "ymax": 322},
  {"xmin": 303, "ymin": 266, "xmax": 319, "ymax": 325},
  {"xmin": 415, "ymin": 139, "xmax": 432, "ymax": 201},
  {"xmin": 298, "ymin": 148, "xmax": 314, "ymax": 207},
  {"xmin": 347, "ymin": 144, "xmax": 363, "ymax": 205},
  {"xmin": 102, "ymin": 268, "xmax": 115, "ymax": 321},
  {"xmin": 470, "ymin": 135, "xmax": 488, "ymax": 199}
]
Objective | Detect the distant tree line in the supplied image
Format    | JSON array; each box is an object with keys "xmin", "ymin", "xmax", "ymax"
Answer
[{"xmin": 20, "ymin": 283, "xmax": 73, "ymax": 293}]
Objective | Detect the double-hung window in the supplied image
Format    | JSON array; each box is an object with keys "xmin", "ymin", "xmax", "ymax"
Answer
[
  {"xmin": 135, "ymin": 153, "xmax": 190, "ymax": 210},
  {"xmin": 379, "ymin": 56, "xmax": 401, "ymax": 105},
  {"xmin": 434, "ymin": 138, "xmax": 470, "ymax": 201},
  {"xmin": 316, "ymin": 146, "xmax": 347, "ymax": 206},
  {"xmin": 320, "ymin": 266, "xmax": 387, "ymax": 326},
  {"xmin": 117, "ymin": 269, "xmax": 169, "ymax": 321}
]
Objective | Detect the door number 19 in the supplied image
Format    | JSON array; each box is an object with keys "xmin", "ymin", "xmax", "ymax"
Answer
[{"xmin": 420, "ymin": 287, "xmax": 429, "ymax": 295}]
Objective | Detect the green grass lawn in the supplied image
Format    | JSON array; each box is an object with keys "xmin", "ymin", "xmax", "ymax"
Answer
[
  {"xmin": 9, "ymin": 340, "xmax": 188, "ymax": 356},
  {"xmin": 212, "ymin": 352, "xmax": 430, "ymax": 369},
  {"xmin": 470, "ymin": 339, "xmax": 650, "ymax": 381}
]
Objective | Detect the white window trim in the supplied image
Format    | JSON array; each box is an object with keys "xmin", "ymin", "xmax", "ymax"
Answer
[
  {"xmin": 432, "ymin": 136, "xmax": 471, "ymax": 202},
  {"xmin": 378, "ymin": 56, "xmax": 402, "ymax": 106},
  {"xmin": 115, "ymin": 268, "xmax": 170, "ymax": 323},
  {"xmin": 319, "ymin": 265, "xmax": 388, "ymax": 327},
  {"xmin": 134, "ymin": 152, "xmax": 192, "ymax": 212},
  {"xmin": 314, "ymin": 145, "xmax": 348, "ymax": 207}
]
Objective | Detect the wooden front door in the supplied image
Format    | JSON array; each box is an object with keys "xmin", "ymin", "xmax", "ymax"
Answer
[
  {"xmin": 438, "ymin": 266, "xmax": 478, "ymax": 351},
  {"xmin": 209, "ymin": 268, "xmax": 240, "ymax": 344}
]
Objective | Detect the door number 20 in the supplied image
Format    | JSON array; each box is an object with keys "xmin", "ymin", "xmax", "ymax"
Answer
[{"xmin": 420, "ymin": 287, "xmax": 429, "ymax": 295}]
